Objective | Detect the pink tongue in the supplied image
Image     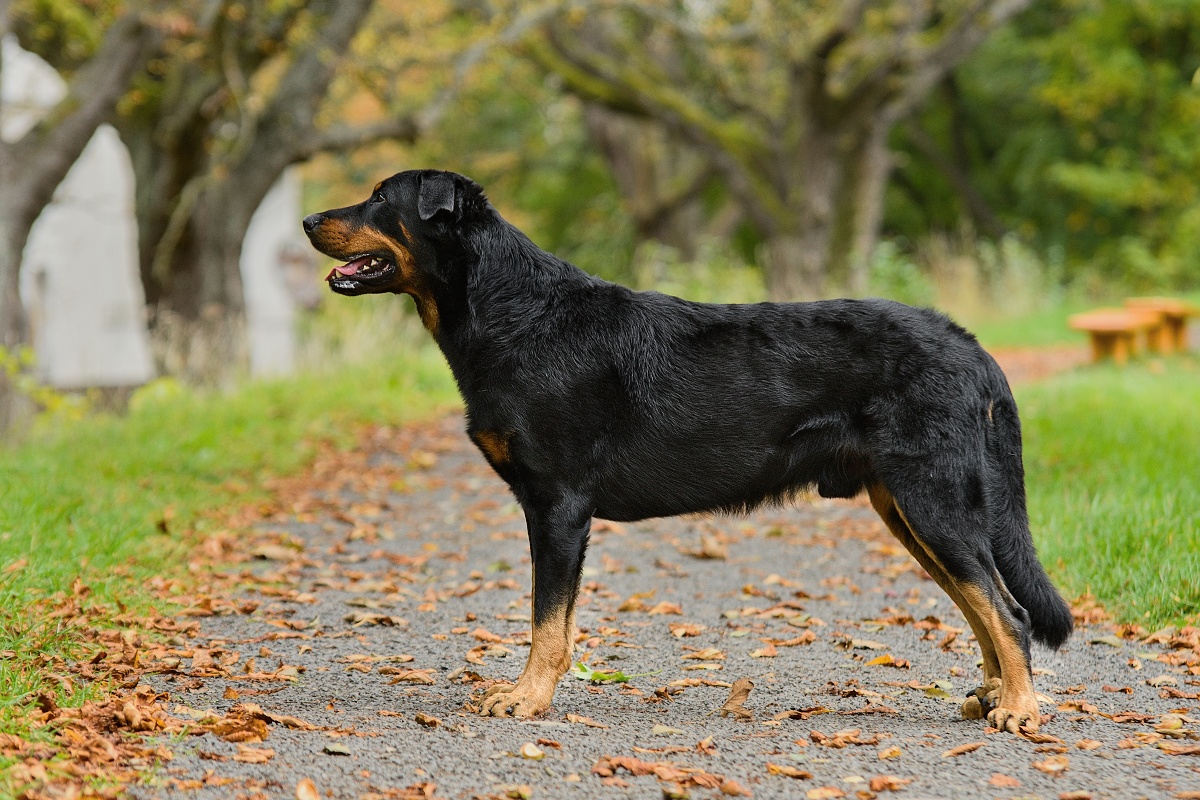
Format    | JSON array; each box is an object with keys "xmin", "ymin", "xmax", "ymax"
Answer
[{"xmin": 325, "ymin": 255, "xmax": 372, "ymax": 281}]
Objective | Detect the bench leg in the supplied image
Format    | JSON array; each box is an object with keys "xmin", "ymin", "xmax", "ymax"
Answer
[
  {"xmin": 1089, "ymin": 332, "xmax": 1115, "ymax": 363},
  {"xmin": 1166, "ymin": 317, "xmax": 1187, "ymax": 352},
  {"xmin": 1115, "ymin": 331, "xmax": 1136, "ymax": 364}
]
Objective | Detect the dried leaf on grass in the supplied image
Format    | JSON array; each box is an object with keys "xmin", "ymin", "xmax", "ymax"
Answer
[{"xmin": 296, "ymin": 777, "xmax": 320, "ymax": 800}]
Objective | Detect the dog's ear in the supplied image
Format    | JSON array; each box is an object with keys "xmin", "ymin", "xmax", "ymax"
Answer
[{"xmin": 418, "ymin": 172, "xmax": 457, "ymax": 221}]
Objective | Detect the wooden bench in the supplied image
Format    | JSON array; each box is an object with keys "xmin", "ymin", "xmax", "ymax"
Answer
[
  {"xmin": 1125, "ymin": 297, "xmax": 1198, "ymax": 353},
  {"xmin": 1068, "ymin": 307, "xmax": 1164, "ymax": 364}
]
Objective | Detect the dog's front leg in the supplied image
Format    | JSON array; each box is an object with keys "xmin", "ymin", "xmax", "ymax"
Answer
[{"xmin": 480, "ymin": 502, "xmax": 590, "ymax": 718}]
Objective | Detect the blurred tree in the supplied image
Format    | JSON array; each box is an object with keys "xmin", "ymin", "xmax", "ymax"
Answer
[
  {"xmin": 117, "ymin": 0, "xmax": 425, "ymax": 381},
  {"xmin": 894, "ymin": 0, "xmax": 1200, "ymax": 289},
  {"xmin": 0, "ymin": 2, "xmax": 157, "ymax": 429},
  {"xmin": 527, "ymin": 0, "xmax": 1031, "ymax": 300}
]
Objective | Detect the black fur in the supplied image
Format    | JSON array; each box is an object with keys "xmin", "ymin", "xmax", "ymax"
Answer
[{"xmin": 304, "ymin": 169, "xmax": 1073, "ymax": 684}]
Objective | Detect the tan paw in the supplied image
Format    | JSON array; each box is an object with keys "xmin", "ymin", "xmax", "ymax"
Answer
[
  {"xmin": 988, "ymin": 706, "xmax": 1039, "ymax": 734},
  {"xmin": 479, "ymin": 682, "xmax": 553, "ymax": 718},
  {"xmin": 961, "ymin": 677, "xmax": 1002, "ymax": 720}
]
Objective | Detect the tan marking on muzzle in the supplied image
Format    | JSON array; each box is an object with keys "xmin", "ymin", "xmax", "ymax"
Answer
[{"xmin": 311, "ymin": 219, "xmax": 439, "ymax": 334}]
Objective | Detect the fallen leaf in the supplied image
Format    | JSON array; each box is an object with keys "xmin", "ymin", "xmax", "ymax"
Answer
[
  {"xmin": 670, "ymin": 623, "xmax": 706, "ymax": 638},
  {"xmin": 648, "ymin": 601, "xmax": 683, "ymax": 616},
  {"xmin": 1088, "ymin": 635, "xmax": 1123, "ymax": 648},
  {"xmin": 414, "ymin": 713, "xmax": 441, "ymax": 728},
  {"xmin": 988, "ymin": 773, "xmax": 1020, "ymax": 788},
  {"xmin": 942, "ymin": 742, "xmax": 986, "ymax": 758},
  {"xmin": 519, "ymin": 742, "xmax": 544, "ymax": 760},
  {"xmin": 472, "ymin": 627, "xmax": 503, "ymax": 643},
  {"xmin": 720, "ymin": 778, "xmax": 751, "ymax": 796},
  {"xmin": 565, "ymin": 713, "xmax": 608, "ymax": 729},
  {"xmin": 697, "ymin": 533, "xmax": 727, "ymax": 560},
  {"xmin": 252, "ymin": 544, "xmax": 299, "ymax": 561},
  {"xmin": 877, "ymin": 746, "xmax": 902, "ymax": 760},
  {"xmin": 807, "ymin": 788, "xmax": 845, "ymax": 799},
  {"xmin": 1033, "ymin": 754, "xmax": 1069, "ymax": 774},
  {"xmin": 385, "ymin": 668, "xmax": 436, "ymax": 685},
  {"xmin": 682, "ymin": 648, "xmax": 726, "ymax": 661},
  {"xmin": 652, "ymin": 724, "xmax": 686, "ymax": 735},
  {"xmin": 750, "ymin": 644, "xmax": 778, "ymax": 658},
  {"xmin": 323, "ymin": 743, "xmax": 351, "ymax": 756},
  {"xmin": 850, "ymin": 639, "xmax": 888, "ymax": 650},
  {"xmin": 717, "ymin": 678, "xmax": 754, "ymax": 720},
  {"xmin": 766, "ymin": 762, "xmax": 812, "ymax": 779},
  {"xmin": 232, "ymin": 745, "xmax": 275, "ymax": 764},
  {"xmin": 343, "ymin": 612, "xmax": 408, "ymax": 627},
  {"xmin": 869, "ymin": 775, "xmax": 913, "ymax": 792},
  {"xmin": 1074, "ymin": 739, "xmax": 1103, "ymax": 751},
  {"xmin": 296, "ymin": 778, "xmax": 320, "ymax": 800},
  {"xmin": 1058, "ymin": 792, "xmax": 1093, "ymax": 800}
]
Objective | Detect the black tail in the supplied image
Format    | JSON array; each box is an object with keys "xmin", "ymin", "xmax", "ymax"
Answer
[{"xmin": 983, "ymin": 361, "xmax": 1074, "ymax": 649}]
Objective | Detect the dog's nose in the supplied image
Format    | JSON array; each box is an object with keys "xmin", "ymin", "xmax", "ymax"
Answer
[{"xmin": 302, "ymin": 213, "xmax": 324, "ymax": 234}]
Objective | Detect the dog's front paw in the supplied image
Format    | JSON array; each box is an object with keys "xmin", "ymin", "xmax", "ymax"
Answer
[
  {"xmin": 479, "ymin": 681, "xmax": 554, "ymax": 718},
  {"xmin": 988, "ymin": 705, "xmax": 1039, "ymax": 734}
]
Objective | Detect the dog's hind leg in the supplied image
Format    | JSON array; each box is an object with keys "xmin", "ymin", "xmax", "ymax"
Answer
[
  {"xmin": 480, "ymin": 502, "xmax": 590, "ymax": 718},
  {"xmin": 867, "ymin": 484, "xmax": 1002, "ymax": 719},
  {"xmin": 869, "ymin": 477, "xmax": 1041, "ymax": 733}
]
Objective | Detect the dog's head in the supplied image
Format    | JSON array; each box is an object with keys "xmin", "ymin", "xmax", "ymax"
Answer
[{"xmin": 301, "ymin": 169, "xmax": 480, "ymax": 299}]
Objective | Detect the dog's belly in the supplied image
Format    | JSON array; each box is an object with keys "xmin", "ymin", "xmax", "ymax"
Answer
[{"xmin": 591, "ymin": 437, "xmax": 817, "ymax": 521}]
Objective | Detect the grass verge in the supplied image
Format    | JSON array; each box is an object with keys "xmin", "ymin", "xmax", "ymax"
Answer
[
  {"xmin": 0, "ymin": 344, "xmax": 458, "ymax": 755},
  {"xmin": 1020, "ymin": 356, "xmax": 1200, "ymax": 627}
]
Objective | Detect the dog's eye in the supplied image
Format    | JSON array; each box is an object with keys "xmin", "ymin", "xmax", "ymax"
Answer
[{"xmin": 371, "ymin": 192, "xmax": 385, "ymax": 204}]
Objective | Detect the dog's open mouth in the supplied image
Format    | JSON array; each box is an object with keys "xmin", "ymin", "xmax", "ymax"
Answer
[{"xmin": 325, "ymin": 254, "xmax": 396, "ymax": 284}]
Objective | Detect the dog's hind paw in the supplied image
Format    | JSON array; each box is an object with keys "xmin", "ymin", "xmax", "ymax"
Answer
[
  {"xmin": 988, "ymin": 706, "xmax": 1039, "ymax": 734},
  {"xmin": 479, "ymin": 681, "xmax": 553, "ymax": 718},
  {"xmin": 961, "ymin": 677, "xmax": 1002, "ymax": 720}
]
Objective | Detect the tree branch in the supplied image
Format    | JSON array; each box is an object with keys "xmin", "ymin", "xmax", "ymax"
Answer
[
  {"xmin": 297, "ymin": 117, "xmax": 420, "ymax": 161},
  {"xmin": 885, "ymin": 0, "xmax": 1032, "ymax": 125},
  {"xmin": 6, "ymin": 12, "xmax": 158, "ymax": 219},
  {"xmin": 903, "ymin": 121, "xmax": 1006, "ymax": 238}
]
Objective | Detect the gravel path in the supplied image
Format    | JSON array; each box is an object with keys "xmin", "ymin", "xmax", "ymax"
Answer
[{"xmin": 132, "ymin": 416, "xmax": 1200, "ymax": 800}]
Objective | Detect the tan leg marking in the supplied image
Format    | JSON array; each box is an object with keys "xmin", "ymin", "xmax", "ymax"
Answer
[
  {"xmin": 868, "ymin": 485, "xmax": 1000, "ymax": 681},
  {"xmin": 956, "ymin": 582, "xmax": 1041, "ymax": 733},
  {"xmin": 480, "ymin": 571, "xmax": 574, "ymax": 718}
]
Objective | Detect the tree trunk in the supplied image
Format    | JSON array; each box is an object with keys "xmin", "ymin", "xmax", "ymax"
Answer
[
  {"xmin": 583, "ymin": 103, "xmax": 712, "ymax": 257},
  {"xmin": 833, "ymin": 122, "xmax": 892, "ymax": 296},
  {"xmin": 761, "ymin": 232, "xmax": 829, "ymax": 301},
  {"xmin": 145, "ymin": 163, "xmax": 280, "ymax": 385},
  {"xmin": 0, "ymin": 216, "xmax": 33, "ymax": 434}
]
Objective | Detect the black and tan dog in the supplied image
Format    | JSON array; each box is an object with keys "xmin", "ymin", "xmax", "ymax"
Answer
[{"xmin": 303, "ymin": 169, "xmax": 1072, "ymax": 732}]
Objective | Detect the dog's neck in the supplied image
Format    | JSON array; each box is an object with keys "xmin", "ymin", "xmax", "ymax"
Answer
[{"xmin": 424, "ymin": 212, "xmax": 597, "ymax": 384}]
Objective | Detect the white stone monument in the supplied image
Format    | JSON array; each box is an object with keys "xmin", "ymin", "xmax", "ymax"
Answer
[
  {"xmin": 3, "ymin": 36, "xmax": 309, "ymax": 386},
  {"xmin": 241, "ymin": 167, "xmax": 315, "ymax": 377},
  {"xmin": 3, "ymin": 36, "xmax": 155, "ymax": 389}
]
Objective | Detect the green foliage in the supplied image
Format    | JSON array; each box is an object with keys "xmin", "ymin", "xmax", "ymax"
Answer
[
  {"xmin": 0, "ymin": 346, "xmax": 90, "ymax": 425},
  {"xmin": 867, "ymin": 241, "xmax": 936, "ymax": 307},
  {"xmin": 1021, "ymin": 358, "xmax": 1200, "ymax": 626},
  {"xmin": 895, "ymin": 0, "xmax": 1200, "ymax": 291}
]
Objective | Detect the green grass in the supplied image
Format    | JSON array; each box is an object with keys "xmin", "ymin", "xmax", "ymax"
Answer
[
  {"xmin": 0, "ymin": 343, "xmax": 458, "ymax": 765},
  {"xmin": 967, "ymin": 303, "xmax": 1094, "ymax": 349},
  {"xmin": 1020, "ymin": 357, "xmax": 1200, "ymax": 627}
]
